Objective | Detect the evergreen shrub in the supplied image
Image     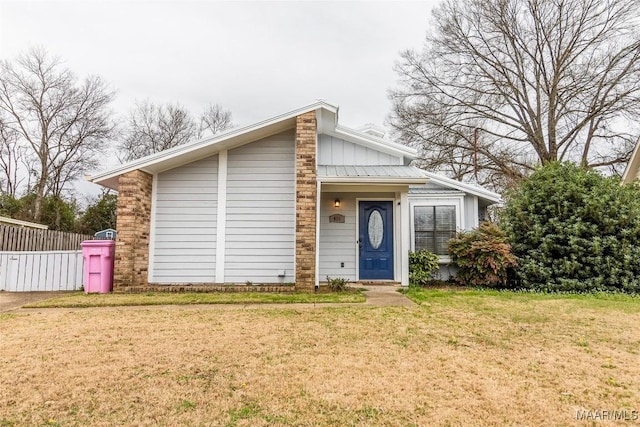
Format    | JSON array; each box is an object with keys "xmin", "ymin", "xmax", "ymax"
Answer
[
  {"xmin": 501, "ymin": 162, "xmax": 640, "ymax": 293},
  {"xmin": 409, "ymin": 249, "xmax": 440, "ymax": 286}
]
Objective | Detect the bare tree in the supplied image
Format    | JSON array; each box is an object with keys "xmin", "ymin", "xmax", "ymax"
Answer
[
  {"xmin": 198, "ymin": 103, "xmax": 233, "ymax": 138},
  {"xmin": 389, "ymin": 0, "xmax": 640, "ymax": 189},
  {"xmin": 0, "ymin": 47, "xmax": 115, "ymax": 220},
  {"xmin": 118, "ymin": 100, "xmax": 233, "ymax": 162},
  {"xmin": 118, "ymin": 100, "xmax": 197, "ymax": 162},
  {"xmin": 0, "ymin": 115, "xmax": 24, "ymax": 196}
]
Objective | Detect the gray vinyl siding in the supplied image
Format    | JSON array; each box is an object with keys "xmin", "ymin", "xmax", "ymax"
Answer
[
  {"xmin": 318, "ymin": 134, "xmax": 402, "ymax": 166},
  {"xmin": 319, "ymin": 193, "xmax": 357, "ymax": 281},
  {"xmin": 224, "ymin": 131, "xmax": 295, "ymax": 283},
  {"xmin": 153, "ymin": 155, "xmax": 218, "ymax": 282}
]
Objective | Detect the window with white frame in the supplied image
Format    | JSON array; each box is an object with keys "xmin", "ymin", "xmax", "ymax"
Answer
[{"xmin": 413, "ymin": 205, "xmax": 456, "ymax": 255}]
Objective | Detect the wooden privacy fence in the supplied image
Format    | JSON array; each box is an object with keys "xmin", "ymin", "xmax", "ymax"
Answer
[
  {"xmin": 0, "ymin": 250, "xmax": 83, "ymax": 291},
  {"xmin": 0, "ymin": 225, "xmax": 93, "ymax": 251}
]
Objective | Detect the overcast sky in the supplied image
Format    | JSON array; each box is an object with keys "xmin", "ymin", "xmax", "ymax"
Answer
[
  {"xmin": 0, "ymin": 1, "xmax": 438, "ymax": 195},
  {"xmin": 1, "ymin": 0, "xmax": 438, "ymax": 129}
]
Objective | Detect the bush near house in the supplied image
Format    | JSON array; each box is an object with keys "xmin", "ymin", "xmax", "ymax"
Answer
[
  {"xmin": 408, "ymin": 249, "xmax": 440, "ymax": 286},
  {"xmin": 501, "ymin": 162, "xmax": 640, "ymax": 293},
  {"xmin": 326, "ymin": 276, "xmax": 350, "ymax": 292},
  {"xmin": 448, "ymin": 222, "xmax": 517, "ymax": 288}
]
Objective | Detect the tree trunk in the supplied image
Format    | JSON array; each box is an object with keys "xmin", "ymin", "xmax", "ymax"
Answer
[{"xmin": 33, "ymin": 176, "xmax": 46, "ymax": 222}]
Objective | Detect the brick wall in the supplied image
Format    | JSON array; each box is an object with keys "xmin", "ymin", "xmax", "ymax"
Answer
[
  {"xmin": 295, "ymin": 111, "xmax": 317, "ymax": 291},
  {"xmin": 113, "ymin": 170, "xmax": 153, "ymax": 290}
]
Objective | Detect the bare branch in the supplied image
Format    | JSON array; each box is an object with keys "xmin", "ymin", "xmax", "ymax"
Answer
[
  {"xmin": 198, "ymin": 103, "xmax": 233, "ymax": 138},
  {"xmin": 0, "ymin": 114, "xmax": 24, "ymax": 196},
  {"xmin": 0, "ymin": 47, "xmax": 115, "ymax": 220},
  {"xmin": 117, "ymin": 100, "xmax": 197, "ymax": 162},
  {"xmin": 389, "ymin": 0, "xmax": 640, "ymax": 190}
]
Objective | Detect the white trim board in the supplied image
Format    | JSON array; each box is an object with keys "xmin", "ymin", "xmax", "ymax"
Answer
[
  {"xmin": 400, "ymin": 192, "xmax": 410, "ymax": 286},
  {"xmin": 215, "ymin": 150, "xmax": 228, "ymax": 284},
  {"xmin": 148, "ymin": 172, "xmax": 158, "ymax": 282},
  {"xmin": 315, "ymin": 180, "xmax": 321, "ymax": 289}
]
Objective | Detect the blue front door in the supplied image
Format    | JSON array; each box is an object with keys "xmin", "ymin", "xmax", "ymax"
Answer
[{"xmin": 359, "ymin": 201, "xmax": 394, "ymax": 280}]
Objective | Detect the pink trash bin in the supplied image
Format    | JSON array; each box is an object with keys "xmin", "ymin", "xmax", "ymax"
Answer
[{"xmin": 81, "ymin": 240, "xmax": 116, "ymax": 293}]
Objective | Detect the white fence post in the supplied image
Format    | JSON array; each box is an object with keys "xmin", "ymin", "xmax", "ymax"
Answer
[{"xmin": 0, "ymin": 250, "xmax": 83, "ymax": 292}]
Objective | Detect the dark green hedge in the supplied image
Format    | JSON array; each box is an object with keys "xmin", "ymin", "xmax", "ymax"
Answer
[{"xmin": 501, "ymin": 162, "xmax": 640, "ymax": 293}]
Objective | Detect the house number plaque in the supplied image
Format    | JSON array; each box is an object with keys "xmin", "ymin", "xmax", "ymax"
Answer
[{"xmin": 329, "ymin": 214, "xmax": 345, "ymax": 223}]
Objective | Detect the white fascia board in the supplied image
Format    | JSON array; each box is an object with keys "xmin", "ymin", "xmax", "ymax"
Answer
[
  {"xmin": 409, "ymin": 191, "xmax": 467, "ymax": 198},
  {"xmin": 87, "ymin": 101, "xmax": 339, "ymax": 188},
  {"xmin": 331, "ymin": 125, "xmax": 417, "ymax": 160},
  {"xmin": 422, "ymin": 172, "xmax": 502, "ymax": 203}
]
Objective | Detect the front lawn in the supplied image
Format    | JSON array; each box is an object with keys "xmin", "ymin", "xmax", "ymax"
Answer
[
  {"xmin": 2, "ymin": 289, "xmax": 639, "ymax": 426},
  {"xmin": 401, "ymin": 286, "xmax": 640, "ymax": 312},
  {"xmin": 24, "ymin": 289, "xmax": 365, "ymax": 308}
]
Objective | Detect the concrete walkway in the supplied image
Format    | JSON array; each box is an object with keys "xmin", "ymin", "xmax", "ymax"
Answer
[
  {"xmin": 1, "ymin": 286, "xmax": 416, "ymax": 312},
  {"xmin": 360, "ymin": 285, "xmax": 417, "ymax": 307},
  {"xmin": 0, "ymin": 291, "xmax": 71, "ymax": 313}
]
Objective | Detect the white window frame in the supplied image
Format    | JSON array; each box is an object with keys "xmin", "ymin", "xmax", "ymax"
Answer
[{"xmin": 409, "ymin": 195, "xmax": 464, "ymax": 263}]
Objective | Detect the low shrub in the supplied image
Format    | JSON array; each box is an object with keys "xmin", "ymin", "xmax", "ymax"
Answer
[
  {"xmin": 448, "ymin": 222, "xmax": 517, "ymax": 288},
  {"xmin": 326, "ymin": 276, "xmax": 350, "ymax": 292},
  {"xmin": 409, "ymin": 249, "xmax": 440, "ymax": 286}
]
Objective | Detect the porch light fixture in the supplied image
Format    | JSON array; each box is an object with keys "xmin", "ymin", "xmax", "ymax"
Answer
[{"xmin": 334, "ymin": 199, "xmax": 341, "ymax": 208}]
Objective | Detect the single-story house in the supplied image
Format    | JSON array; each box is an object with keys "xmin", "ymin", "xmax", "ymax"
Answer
[{"xmin": 89, "ymin": 101, "xmax": 500, "ymax": 291}]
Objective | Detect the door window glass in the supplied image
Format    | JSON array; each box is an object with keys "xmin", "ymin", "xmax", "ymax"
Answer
[{"xmin": 368, "ymin": 210, "xmax": 384, "ymax": 249}]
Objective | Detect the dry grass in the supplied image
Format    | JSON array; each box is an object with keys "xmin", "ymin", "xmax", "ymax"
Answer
[
  {"xmin": 1, "ymin": 290, "xmax": 639, "ymax": 426},
  {"xmin": 23, "ymin": 290, "xmax": 365, "ymax": 308}
]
